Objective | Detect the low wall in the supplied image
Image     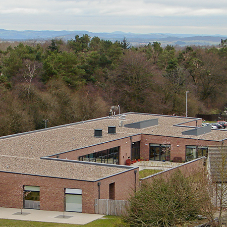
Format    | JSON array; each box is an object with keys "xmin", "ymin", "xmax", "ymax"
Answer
[
  {"xmin": 140, "ymin": 157, "xmax": 205, "ymax": 185},
  {"xmin": 131, "ymin": 160, "xmax": 182, "ymax": 171}
]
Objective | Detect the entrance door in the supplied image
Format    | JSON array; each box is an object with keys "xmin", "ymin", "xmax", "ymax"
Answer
[
  {"xmin": 131, "ymin": 142, "xmax": 140, "ymax": 160},
  {"xmin": 65, "ymin": 188, "xmax": 82, "ymax": 212}
]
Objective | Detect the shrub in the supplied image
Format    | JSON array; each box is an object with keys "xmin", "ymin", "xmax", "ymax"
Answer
[{"xmin": 124, "ymin": 170, "xmax": 214, "ymax": 227}]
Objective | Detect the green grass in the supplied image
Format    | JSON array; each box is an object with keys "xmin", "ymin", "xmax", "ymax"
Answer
[
  {"xmin": 139, "ymin": 169, "xmax": 162, "ymax": 179},
  {"xmin": 0, "ymin": 215, "xmax": 125, "ymax": 227},
  {"xmin": 85, "ymin": 215, "xmax": 126, "ymax": 227}
]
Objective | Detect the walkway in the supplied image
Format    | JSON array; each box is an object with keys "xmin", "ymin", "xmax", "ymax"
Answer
[{"xmin": 0, "ymin": 207, "xmax": 104, "ymax": 225}]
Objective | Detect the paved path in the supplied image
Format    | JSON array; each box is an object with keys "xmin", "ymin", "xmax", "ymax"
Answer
[{"xmin": 0, "ymin": 207, "xmax": 104, "ymax": 225}]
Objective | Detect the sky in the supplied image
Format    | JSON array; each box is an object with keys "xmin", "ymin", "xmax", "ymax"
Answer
[{"xmin": 1, "ymin": 0, "xmax": 227, "ymax": 35}]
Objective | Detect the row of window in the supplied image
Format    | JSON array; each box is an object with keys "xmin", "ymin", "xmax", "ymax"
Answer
[
  {"xmin": 78, "ymin": 147, "xmax": 119, "ymax": 164},
  {"xmin": 186, "ymin": 146, "xmax": 208, "ymax": 161},
  {"xmin": 77, "ymin": 143, "xmax": 208, "ymax": 164}
]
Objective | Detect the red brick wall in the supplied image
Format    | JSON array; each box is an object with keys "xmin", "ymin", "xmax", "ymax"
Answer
[
  {"xmin": 98, "ymin": 168, "xmax": 139, "ymax": 200},
  {"xmin": 54, "ymin": 135, "xmax": 141, "ymax": 165},
  {"xmin": 0, "ymin": 167, "xmax": 138, "ymax": 213},
  {"xmin": 52, "ymin": 132, "xmax": 223, "ymax": 163},
  {"xmin": 140, "ymin": 134, "xmax": 222, "ymax": 161}
]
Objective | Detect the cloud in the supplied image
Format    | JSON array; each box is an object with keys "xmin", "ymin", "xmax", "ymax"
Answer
[
  {"xmin": 0, "ymin": 0, "xmax": 227, "ymax": 34},
  {"xmin": 1, "ymin": 0, "xmax": 227, "ymax": 17}
]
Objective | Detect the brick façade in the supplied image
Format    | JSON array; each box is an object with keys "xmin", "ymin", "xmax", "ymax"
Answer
[{"xmin": 0, "ymin": 167, "xmax": 138, "ymax": 213}]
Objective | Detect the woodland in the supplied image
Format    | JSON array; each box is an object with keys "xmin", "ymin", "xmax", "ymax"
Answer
[{"xmin": 0, "ymin": 34, "xmax": 227, "ymax": 136}]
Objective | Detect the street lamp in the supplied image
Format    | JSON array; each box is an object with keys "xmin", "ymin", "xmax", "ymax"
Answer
[
  {"xmin": 186, "ymin": 91, "xmax": 189, "ymax": 117},
  {"xmin": 43, "ymin": 119, "xmax": 49, "ymax": 128}
]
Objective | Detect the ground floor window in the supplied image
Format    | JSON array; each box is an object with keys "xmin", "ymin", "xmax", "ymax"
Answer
[
  {"xmin": 23, "ymin": 186, "xmax": 40, "ymax": 210},
  {"xmin": 78, "ymin": 146, "xmax": 119, "ymax": 164},
  {"xmin": 149, "ymin": 144, "xmax": 171, "ymax": 161},
  {"xmin": 186, "ymin": 146, "xmax": 208, "ymax": 161},
  {"xmin": 65, "ymin": 188, "xmax": 82, "ymax": 212},
  {"xmin": 131, "ymin": 141, "xmax": 140, "ymax": 160}
]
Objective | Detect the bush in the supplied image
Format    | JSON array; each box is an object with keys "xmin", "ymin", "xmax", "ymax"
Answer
[{"xmin": 124, "ymin": 170, "xmax": 214, "ymax": 227}]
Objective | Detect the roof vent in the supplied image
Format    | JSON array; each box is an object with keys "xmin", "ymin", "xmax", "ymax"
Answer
[
  {"xmin": 94, "ymin": 129, "xmax": 102, "ymax": 137},
  {"xmin": 124, "ymin": 119, "xmax": 158, "ymax": 129},
  {"xmin": 108, "ymin": 126, "xmax": 116, "ymax": 134},
  {"xmin": 182, "ymin": 125, "xmax": 211, "ymax": 136}
]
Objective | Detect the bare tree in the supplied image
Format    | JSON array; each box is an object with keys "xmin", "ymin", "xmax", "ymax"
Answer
[{"xmin": 23, "ymin": 59, "xmax": 40, "ymax": 95}]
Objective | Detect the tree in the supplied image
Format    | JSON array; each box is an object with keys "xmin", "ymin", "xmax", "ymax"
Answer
[
  {"xmin": 42, "ymin": 51, "xmax": 86, "ymax": 87},
  {"xmin": 90, "ymin": 36, "xmax": 101, "ymax": 51},
  {"xmin": 68, "ymin": 34, "xmax": 90, "ymax": 53},
  {"xmin": 108, "ymin": 50, "xmax": 153, "ymax": 112},
  {"xmin": 157, "ymin": 45, "xmax": 175, "ymax": 70},
  {"xmin": 124, "ymin": 170, "xmax": 214, "ymax": 227},
  {"xmin": 22, "ymin": 59, "xmax": 42, "ymax": 95},
  {"xmin": 121, "ymin": 37, "xmax": 130, "ymax": 49},
  {"xmin": 151, "ymin": 42, "xmax": 163, "ymax": 64},
  {"xmin": 162, "ymin": 58, "xmax": 186, "ymax": 114},
  {"xmin": 48, "ymin": 39, "xmax": 59, "ymax": 53}
]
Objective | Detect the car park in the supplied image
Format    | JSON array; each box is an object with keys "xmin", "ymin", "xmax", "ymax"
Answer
[{"xmin": 211, "ymin": 123, "xmax": 222, "ymax": 129}]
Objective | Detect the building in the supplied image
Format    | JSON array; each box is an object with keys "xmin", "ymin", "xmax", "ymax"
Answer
[{"xmin": 0, "ymin": 112, "xmax": 227, "ymax": 213}]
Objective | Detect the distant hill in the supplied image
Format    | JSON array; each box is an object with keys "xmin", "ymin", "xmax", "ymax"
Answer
[{"xmin": 0, "ymin": 29, "xmax": 226, "ymax": 46}]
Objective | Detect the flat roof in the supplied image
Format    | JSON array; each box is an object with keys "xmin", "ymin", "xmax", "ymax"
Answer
[{"xmin": 1, "ymin": 112, "xmax": 227, "ymax": 180}]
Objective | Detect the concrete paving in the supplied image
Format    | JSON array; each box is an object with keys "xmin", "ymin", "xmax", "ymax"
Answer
[{"xmin": 0, "ymin": 207, "xmax": 104, "ymax": 225}]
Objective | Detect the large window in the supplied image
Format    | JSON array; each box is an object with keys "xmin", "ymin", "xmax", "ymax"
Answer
[
  {"xmin": 186, "ymin": 146, "xmax": 208, "ymax": 161},
  {"xmin": 79, "ymin": 146, "xmax": 119, "ymax": 164},
  {"xmin": 23, "ymin": 186, "xmax": 40, "ymax": 210},
  {"xmin": 65, "ymin": 188, "xmax": 82, "ymax": 212},
  {"xmin": 149, "ymin": 144, "xmax": 171, "ymax": 161}
]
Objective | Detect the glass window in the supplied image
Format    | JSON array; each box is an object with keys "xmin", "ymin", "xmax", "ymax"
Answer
[
  {"xmin": 160, "ymin": 145, "xmax": 171, "ymax": 161},
  {"xmin": 78, "ymin": 147, "xmax": 119, "ymax": 164},
  {"xmin": 186, "ymin": 146, "xmax": 208, "ymax": 161},
  {"xmin": 186, "ymin": 146, "xmax": 197, "ymax": 161},
  {"xmin": 65, "ymin": 188, "xmax": 82, "ymax": 212},
  {"xmin": 149, "ymin": 144, "xmax": 171, "ymax": 161},
  {"xmin": 23, "ymin": 186, "xmax": 40, "ymax": 209},
  {"xmin": 198, "ymin": 147, "xmax": 208, "ymax": 158}
]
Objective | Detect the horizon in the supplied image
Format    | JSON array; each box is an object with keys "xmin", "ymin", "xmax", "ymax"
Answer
[
  {"xmin": 0, "ymin": 28, "xmax": 226, "ymax": 38},
  {"xmin": 1, "ymin": 0, "xmax": 227, "ymax": 36}
]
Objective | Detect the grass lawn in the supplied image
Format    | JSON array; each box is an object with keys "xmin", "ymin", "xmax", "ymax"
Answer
[
  {"xmin": 139, "ymin": 169, "xmax": 162, "ymax": 179},
  {"xmin": 0, "ymin": 215, "xmax": 126, "ymax": 227}
]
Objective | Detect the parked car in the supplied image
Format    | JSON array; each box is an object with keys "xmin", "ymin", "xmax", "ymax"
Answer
[
  {"xmin": 217, "ymin": 121, "xmax": 227, "ymax": 129},
  {"xmin": 211, "ymin": 123, "xmax": 222, "ymax": 129}
]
